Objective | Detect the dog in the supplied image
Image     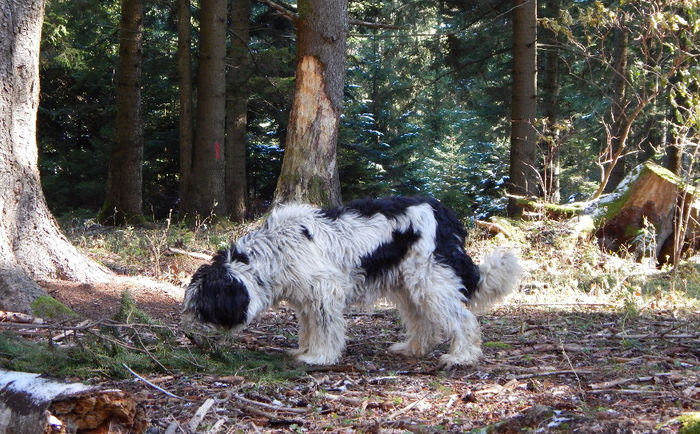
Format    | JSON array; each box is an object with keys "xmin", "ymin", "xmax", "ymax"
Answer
[{"xmin": 181, "ymin": 196, "xmax": 522, "ymax": 366}]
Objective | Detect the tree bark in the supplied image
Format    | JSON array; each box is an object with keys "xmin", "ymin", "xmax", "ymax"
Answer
[
  {"xmin": 0, "ymin": 0, "xmax": 111, "ymax": 314},
  {"xmin": 539, "ymin": 0, "xmax": 561, "ymax": 203},
  {"xmin": 183, "ymin": 0, "xmax": 228, "ymax": 216},
  {"xmin": 98, "ymin": 0, "xmax": 144, "ymax": 224},
  {"xmin": 508, "ymin": 0, "xmax": 538, "ymax": 215},
  {"xmin": 225, "ymin": 0, "xmax": 251, "ymax": 221},
  {"xmin": 273, "ymin": 0, "xmax": 347, "ymax": 208},
  {"xmin": 603, "ymin": 25, "xmax": 629, "ymax": 193},
  {"xmin": 178, "ymin": 0, "xmax": 195, "ymax": 206}
]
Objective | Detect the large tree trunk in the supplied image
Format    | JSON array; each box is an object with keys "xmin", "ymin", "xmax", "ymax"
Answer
[
  {"xmin": 0, "ymin": 0, "xmax": 110, "ymax": 314},
  {"xmin": 178, "ymin": 0, "xmax": 195, "ymax": 205},
  {"xmin": 273, "ymin": 0, "xmax": 347, "ymax": 208},
  {"xmin": 98, "ymin": 0, "xmax": 144, "ymax": 224},
  {"xmin": 225, "ymin": 0, "xmax": 251, "ymax": 221},
  {"xmin": 183, "ymin": 0, "xmax": 228, "ymax": 216},
  {"xmin": 508, "ymin": 0, "xmax": 538, "ymax": 215}
]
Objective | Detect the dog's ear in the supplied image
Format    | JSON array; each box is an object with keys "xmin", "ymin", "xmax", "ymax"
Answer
[{"xmin": 189, "ymin": 261, "xmax": 250, "ymax": 328}]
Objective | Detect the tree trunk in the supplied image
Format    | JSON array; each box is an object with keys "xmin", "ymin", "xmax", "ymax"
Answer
[
  {"xmin": 183, "ymin": 0, "xmax": 228, "ymax": 216},
  {"xmin": 225, "ymin": 0, "xmax": 251, "ymax": 221},
  {"xmin": 539, "ymin": 0, "xmax": 561, "ymax": 203},
  {"xmin": 508, "ymin": 0, "xmax": 538, "ymax": 215},
  {"xmin": 0, "ymin": 0, "xmax": 111, "ymax": 314},
  {"xmin": 603, "ymin": 25, "xmax": 629, "ymax": 193},
  {"xmin": 98, "ymin": 0, "xmax": 144, "ymax": 224},
  {"xmin": 273, "ymin": 0, "xmax": 347, "ymax": 208},
  {"xmin": 178, "ymin": 0, "xmax": 195, "ymax": 205}
]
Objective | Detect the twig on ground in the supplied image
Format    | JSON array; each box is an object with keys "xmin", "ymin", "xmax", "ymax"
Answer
[
  {"xmin": 189, "ymin": 398, "xmax": 216, "ymax": 432},
  {"xmin": 233, "ymin": 393, "xmax": 310, "ymax": 414},
  {"xmin": 122, "ymin": 363, "xmax": 189, "ymax": 401}
]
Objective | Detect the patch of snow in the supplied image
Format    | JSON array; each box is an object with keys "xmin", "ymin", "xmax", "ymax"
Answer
[{"xmin": 0, "ymin": 369, "xmax": 92, "ymax": 405}]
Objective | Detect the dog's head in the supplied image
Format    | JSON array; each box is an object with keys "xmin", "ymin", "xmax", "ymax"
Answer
[{"xmin": 181, "ymin": 247, "xmax": 256, "ymax": 332}]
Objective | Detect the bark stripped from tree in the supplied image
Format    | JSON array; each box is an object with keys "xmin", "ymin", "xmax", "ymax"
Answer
[
  {"xmin": 0, "ymin": 0, "xmax": 111, "ymax": 314},
  {"xmin": 0, "ymin": 370, "xmax": 146, "ymax": 433},
  {"xmin": 273, "ymin": 0, "xmax": 347, "ymax": 208},
  {"xmin": 98, "ymin": 0, "xmax": 144, "ymax": 224}
]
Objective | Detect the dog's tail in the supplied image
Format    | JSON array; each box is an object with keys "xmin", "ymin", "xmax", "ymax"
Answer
[{"xmin": 467, "ymin": 248, "xmax": 522, "ymax": 313}]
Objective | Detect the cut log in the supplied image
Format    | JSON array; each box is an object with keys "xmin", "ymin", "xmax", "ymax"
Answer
[
  {"xmin": 594, "ymin": 162, "xmax": 699, "ymax": 263},
  {"xmin": 0, "ymin": 369, "xmax": 147, "ymax": 433}
]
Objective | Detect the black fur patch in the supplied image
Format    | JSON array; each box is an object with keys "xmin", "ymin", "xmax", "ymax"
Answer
[
  {"xmin": 301, "ymin": 225, "xmax": 313, "ymax": 240},
  {"xmin": 430, "ymin": 200, "xmax": 481, "ymax": 298},
  {"xmin": 224, "ymin": 246, "xmax": 249, "ymax": 265},
  {"xmin": 190, "ymin": 258, "xmax": 250, "ymax": 328},
  {"xmin": 361, "ymin": 226, "xmax": 420, "ymax": 279},
  {"xmin": 325, "ymin": 196, "xmax": 481, "ymax": 297},
  {"xmin": 322, "ymin": 196, "xmax": 428, "ymax": 221}
]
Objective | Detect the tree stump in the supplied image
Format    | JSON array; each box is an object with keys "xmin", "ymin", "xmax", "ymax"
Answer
[
  {"xmin": 594, "ymin": 162, "xmax": 699, "ymax": 264},
  {"xmin": 0, "ymin": 370, "xmax": 147, "ymax": 433}
]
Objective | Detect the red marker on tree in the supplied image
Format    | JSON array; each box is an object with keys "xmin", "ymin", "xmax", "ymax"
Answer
[{"xmin": 215, "ymin": 141, "xmax": 220, "ymax": 159}]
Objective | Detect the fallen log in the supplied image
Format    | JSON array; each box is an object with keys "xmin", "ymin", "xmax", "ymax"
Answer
[{"xmin": 0, "ymin": 369, "xmax": 147, "ymax": 433}]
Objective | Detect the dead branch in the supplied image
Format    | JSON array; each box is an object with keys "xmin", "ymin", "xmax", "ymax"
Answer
[
  {"xmin": 166, "ymin": 246, "xmax": 213, "ymax": 260},
  {"xmin": 0, "ymin": 310, "xmax": 43, "ymax": 324}
]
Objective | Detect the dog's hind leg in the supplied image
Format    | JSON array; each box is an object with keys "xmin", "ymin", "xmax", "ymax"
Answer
[
  {"xmin": 438, "ymin": 305, "xmax": 483, "ymax": 367},
  {"xmin": 388, "ymin": 290, "xmax": 442, "ymax": 357}
]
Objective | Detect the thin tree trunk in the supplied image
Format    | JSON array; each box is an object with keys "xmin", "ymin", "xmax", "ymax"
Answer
[
  {"xmin": 273, "ymin": 0, "xmax": 347, "ymax": 208},
  {"xmin": 225, "ymin": 0, "xmax": 251, "ymax": 221},
  {"xmin": 183, "ymin": 0, "xmax": 228, "ymax": 216},
  {"xmin": 603, "ymin": 25, "xmax": 629, "ymax": 193},
  {"xmin": 178, "ymin": 0, "xmax": 194, "ymax": 206},
  {"xmin": 508, "ymin": 0, "xmax": 538, "ymax": 215},
  {"xmin": 98, "ymin": 0, "xmax": 144, "ymax": 224},
  {"xmin": 539, "ymin": 0, "xmax": 561, "ymax": 203},
  {"xmin": 0, "ymin": 0, "xmax": 110, "ymax": 314}
]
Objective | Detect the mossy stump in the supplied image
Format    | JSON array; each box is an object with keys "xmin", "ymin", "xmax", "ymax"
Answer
[{"xmin": 595, "ymin": 162, "xmax": 699, "ymax": 263}]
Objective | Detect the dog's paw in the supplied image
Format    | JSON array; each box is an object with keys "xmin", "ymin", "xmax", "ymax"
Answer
[
  {"xmin": 438, "ymin": 350, "xmax": 482, "ymax": 368},
  {"xmin": 295, "ymin": 352, "xmax": 340, "ymax": 365},
  {"xmin": 389, "ymin": 341, "xmax": 415, "ymax": 357}
]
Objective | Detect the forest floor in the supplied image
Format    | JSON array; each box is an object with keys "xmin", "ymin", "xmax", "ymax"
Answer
[{"xmin": 3, "ymin": 216, "xmax": 700, "ymax": 432}]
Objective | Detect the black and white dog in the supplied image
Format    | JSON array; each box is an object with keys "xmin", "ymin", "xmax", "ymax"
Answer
[{"xmin": 182, "ymin": 196, "xmax": 521, "ymax": 366}]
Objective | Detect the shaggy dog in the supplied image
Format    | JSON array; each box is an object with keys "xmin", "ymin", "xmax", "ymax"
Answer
[{"xmin": 182, "ymin": 196, "xmax": 522, "ymax": 366}]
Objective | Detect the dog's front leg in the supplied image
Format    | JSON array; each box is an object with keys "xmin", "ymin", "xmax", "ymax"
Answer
[
  {"xmin": 288, "ymin": 307, "xmax": 310, "ymax": 357},
  {"xmin": 294, "ymin": 297, "xmax": 346, "ymax": 365}
]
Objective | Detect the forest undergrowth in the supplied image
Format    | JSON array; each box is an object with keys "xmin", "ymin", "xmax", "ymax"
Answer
[{"xmin": 1, "ymin": 213, "xmax": 698, "ymax": 432}]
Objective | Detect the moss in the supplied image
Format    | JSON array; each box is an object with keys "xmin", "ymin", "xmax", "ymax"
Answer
[
  {"xmin": 515, "ymin": 197, "xmax": 585, "ymax": 218},
  {"xmin": 678, "ymin": 412, "xmax": 700, "ymax": 434},
  {"xmin": 31, "ymin": 296, "xmax": 78, "ymax": 320},
  {"xmin": 483, "ymin": 341, "xmax": 512, "ymax": 349}
]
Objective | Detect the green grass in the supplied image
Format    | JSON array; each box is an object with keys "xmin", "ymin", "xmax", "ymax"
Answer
[{"xmin": 0, "ymin": 291, "xmax": 306, "ymax": 383}]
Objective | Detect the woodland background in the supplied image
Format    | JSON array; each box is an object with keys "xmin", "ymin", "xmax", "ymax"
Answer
[
  {"xmin": 38, "ymin": 0, "xmax": 699, "ymax": 222},
  {"xmin": 0, "ymin": 0, "xmax": 698, "ymax": 431}
]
